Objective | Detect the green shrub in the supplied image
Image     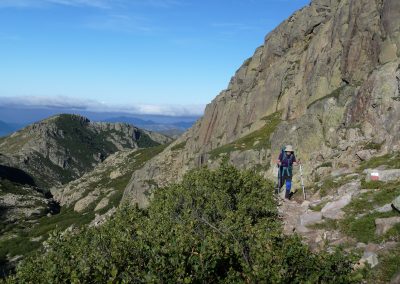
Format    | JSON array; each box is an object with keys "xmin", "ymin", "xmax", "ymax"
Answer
[
  {"xmin": 7, "ymin": 164, "xmax": 358, "ymax": 283},
  {"xmin": 318, "ymin": 162, "xmax": 333, "ymax": 168},
  {"xmin": 136, "ymin": 132, "xmax": 160, "ymax": 148},
  {"xmin": 363, "ymin": 141, "xmax": 382, "ymax": 151},
  {"xmin": 339, "ymin": 181, "xmax": 400, "ymax": 243},
  {"xmin": 358, "ymin": 152, "xmax": 400, "ymax": 171},
  {"xmin": 317, "ymin": 175, "xmax": 358, "ymax": 197}
]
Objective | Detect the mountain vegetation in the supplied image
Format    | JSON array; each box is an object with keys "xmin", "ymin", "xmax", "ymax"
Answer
[{"xmin": 6, "ymin": 165, "xmax": 359, "ymax": 283}]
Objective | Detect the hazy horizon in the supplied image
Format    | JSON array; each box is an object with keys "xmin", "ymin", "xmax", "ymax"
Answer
[{"xmin": 0, "ymin": 0, "xmax": 310, "ymax": 116}]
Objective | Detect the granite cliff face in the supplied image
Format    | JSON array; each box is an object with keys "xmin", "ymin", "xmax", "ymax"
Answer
[
  {"xmin": 0, "ymin": 114, "xmax": 171, "ymax": 188},
  {"xmin": 123, "ymin": 0, "xmax": 400, "ymax": 207}
]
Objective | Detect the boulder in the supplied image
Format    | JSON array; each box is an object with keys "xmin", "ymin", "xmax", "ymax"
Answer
[
  {"xmin": 393, "ymin": 195, "xmax": 400, "ymax": 212},
  {"xmin": 74, "ymin": 194, "xmax": 98, "ymax": 213},
  {"xmin": 356, "ymin": 150, "xmax": 373, "ymax": 161},
  {"xmin": 298, "ymin": 211, "xmax": 322, "ymax": 227},
  {"xmin": 331, "ymin": 168, "xmax": 352, "ymax": 178},
  {"xmin": 365, "ymin": 169, "xmax": 400, "ymax": 182},
  {"xmin": 362, "ymin": 252, "xmax": 379, "ymax": 268},
  {"xmin": 94, "ymin": 197, "xmax": 110, "ymax": 212},
  {"xmin": 110, "ymin": 169, "xmax": 123, "ymax": 179},
  {"xmin": 364, "ymin": 243, "xmax": 381, "ymax": 254},
  {"xmin": 295, "ymin": 225, "xmax": 310, "ymax": 234},
  {"xmin": 337, "ymin": 181, "xmax": 361, "ymax": 196},
  {"xmin": 375, "ymin": 217, "xmax": 400, "ymax": 235},
  {"xmin": 321, "ymin": 194, "xmax": 352, "ymax": 220},
  {"xmin": 374, "ymin": 203, "xmax": 393, "ymax": 213},
  {"xmin": 322, "ymin": 209, "xmax": 345, "ymax": 220},
  {"xmin": 356, "ymin": 242, "xmax": 366, "ymax": 249}
]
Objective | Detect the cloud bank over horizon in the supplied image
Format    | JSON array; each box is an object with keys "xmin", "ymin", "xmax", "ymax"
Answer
[{"xmin": 0, "ymin": 96, "xmax": 205, "ymax": 117}]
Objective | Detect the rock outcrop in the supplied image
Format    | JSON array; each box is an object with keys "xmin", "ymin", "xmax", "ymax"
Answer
[
  {"xmin": 52, "ymin": 144, "xmax": 168, "ymax": 213},
  {"xmin": 375, "ymin": 217, "xmax": 400, "ymax": 235},
  {"xmin": 123, "ymin": 0, "xmax": 400, "ymax": 207},
  {"xmin": 0, "ymin": 181, "xmax": 58, "ymax": 225}
]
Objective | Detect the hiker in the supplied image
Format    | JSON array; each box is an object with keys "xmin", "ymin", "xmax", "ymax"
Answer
[{"xmin": 277, "ymin": 145, "xmax": 300, "ymax": 200}]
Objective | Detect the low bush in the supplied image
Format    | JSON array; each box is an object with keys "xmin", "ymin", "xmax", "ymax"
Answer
[{"xmin": 7, "ymin": 164, "xmax": 358, "ymax": 283}]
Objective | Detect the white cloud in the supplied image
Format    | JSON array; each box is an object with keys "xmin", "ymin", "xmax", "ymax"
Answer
[{"xmin": 0, "ymin": 96, "xmax": 205, "ymax": 116}]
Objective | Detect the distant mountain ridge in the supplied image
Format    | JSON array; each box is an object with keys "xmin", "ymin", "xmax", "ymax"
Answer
[
  {"xmin": 104, "ymin": 116, "xmax": 196, "ymax": 137},
  {"xmin": 0, "ymin": 107, "xmax": 198, "ymax": 138},
  {"xmin": 0, "ymin": 114, "xmax": 172, "ymax": 188},
  {"xmin": 104, "ymin": 116, "xmax": 194, "ymax": 129}
]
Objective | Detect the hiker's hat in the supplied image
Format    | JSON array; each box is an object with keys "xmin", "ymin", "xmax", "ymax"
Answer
[{"xmin": 285, "ymin": 145, "xmax": 294, "ymax": 152}]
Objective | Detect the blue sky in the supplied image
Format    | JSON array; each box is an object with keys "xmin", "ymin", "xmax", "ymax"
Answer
[{"xmin": 0, "ymin": 0, "xmax": 310, "ymax": 116}]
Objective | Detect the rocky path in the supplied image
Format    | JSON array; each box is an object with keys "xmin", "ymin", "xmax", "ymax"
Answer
[
  {"xmin": 278, "ymin": 192, "xmax": 350, "ymax": 251},
  {"xmin": 277, "ymin": 172, "xmax": 400, "ymax": 278}
]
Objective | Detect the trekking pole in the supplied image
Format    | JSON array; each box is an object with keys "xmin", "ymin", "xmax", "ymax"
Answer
[
  {"xmin": 299, "ymin": 164, "xmax": 306, "ymax": 200},
  {"xmin": 275, "ymin": 164, "xmax": 280, "ymax": 195}
]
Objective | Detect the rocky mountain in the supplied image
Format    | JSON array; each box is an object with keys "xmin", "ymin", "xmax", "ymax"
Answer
[
  {"xmin": 0, "ymin": 114, "xmax": 172, "ymax": 275},
  {"xmin": 123, "ymin": 0, "xmax": 400, "ymax": 206},
  {"xmin": 117, "ymin": 0, "xmax": 400, "ymax": 280},
  {"xmin": 0, "ymin": 146, "xmax": 171, "ymax": 277},
  {"xmin": 52, "ymin": 144, "xmax": 169, "ymax": 219},
  {"xmin": 0, "ymin": 114, "xmax": 172, "ymax": 188}
]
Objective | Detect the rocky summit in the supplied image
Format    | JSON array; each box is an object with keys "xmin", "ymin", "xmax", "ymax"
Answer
[{"xmin": 123, "ymin": 0, "xmax": 400, "ymax": 207}]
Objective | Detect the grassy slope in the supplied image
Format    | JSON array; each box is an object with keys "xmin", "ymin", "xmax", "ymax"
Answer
[
  {"xmin": 310, "ymin": 154, "xmax": 400, "ymax": 282},
  {"xmin": 209, "ymin": 111, "xmax": 282, "ymax": 160}
]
